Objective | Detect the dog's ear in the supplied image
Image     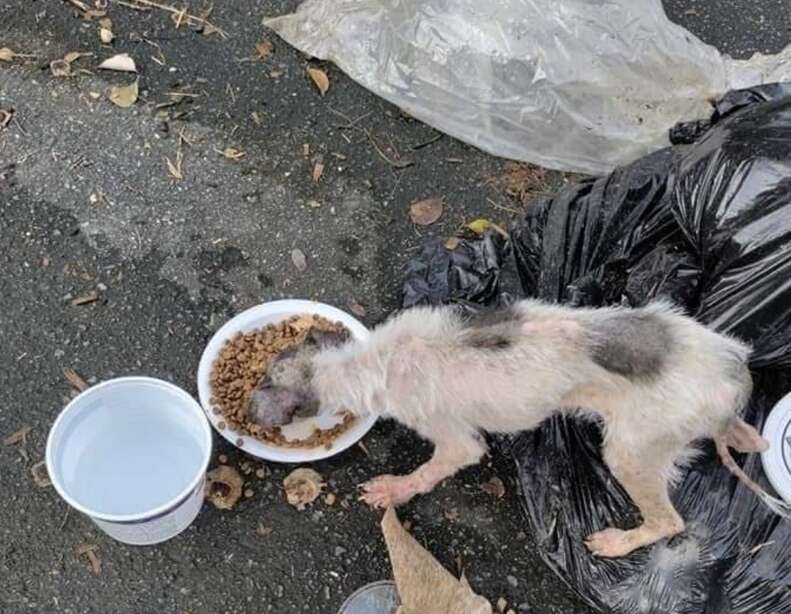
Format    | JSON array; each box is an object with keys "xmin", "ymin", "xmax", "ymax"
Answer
[{"xmin": 305, "ymin": 327, "xmax": 350, "ymax": 348}]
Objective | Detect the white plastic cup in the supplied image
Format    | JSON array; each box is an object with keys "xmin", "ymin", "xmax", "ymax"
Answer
[
  {"xmin": 46, "ymin": 377, "xmax": 213, "ymax": 545},
  {"xmin": 338, "ymin": 581, "xmax": 401, "ymax": 613}
]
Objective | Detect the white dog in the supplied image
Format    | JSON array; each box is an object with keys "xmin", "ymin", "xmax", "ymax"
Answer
[{"xmin": 252, "ymin": 300, "xmax": 789, "ymax": 557}]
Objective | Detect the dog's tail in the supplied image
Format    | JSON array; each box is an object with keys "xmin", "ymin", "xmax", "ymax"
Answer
[{"xmin": 716, "ymin": 417, "xmax": 791, "ymax": 518}]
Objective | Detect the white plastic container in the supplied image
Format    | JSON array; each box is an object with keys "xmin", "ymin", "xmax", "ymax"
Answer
[
  {"xmin": 46, "ymin": 377, "xmax": 213, "ymax": 545},
  {"xmin": 197, "ymin": 299, "xmax": 377, "ymax": 463},
  {"xmin": 338, "ymin": 581, "xmax": 401, "ymax": 614},
  {"xmin": 761, "ymin": 391, "xmax": 791, "ymax": 505}
]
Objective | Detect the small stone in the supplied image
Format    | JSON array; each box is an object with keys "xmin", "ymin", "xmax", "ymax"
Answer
[
  {"xmin": 255, "ymin": 468, "xmax": 266, "ymax": 478},
  {"xmin": 507, "ymin": 575, "xmax": 518, "ymax": 588},
  {"xmin": 244, "ymin": 489, "xmax": 253, "ymax": 498},
  {"xmin": 219, "ymin": 454, "xmax": 228, "ymax": 463},
  {"xmin": 334, "ymin": 546, "xmax": 347, "ymax": 557}
]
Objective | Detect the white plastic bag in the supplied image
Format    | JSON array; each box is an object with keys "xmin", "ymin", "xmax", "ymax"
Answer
[{"xmin": 265, "ymin": 0, "xmax": 791, "ymax": 174}]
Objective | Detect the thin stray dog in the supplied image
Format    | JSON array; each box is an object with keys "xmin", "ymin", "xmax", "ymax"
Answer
[{"xmin": 249, "ymin": 300, "xmax": 791, "ymax": 557}]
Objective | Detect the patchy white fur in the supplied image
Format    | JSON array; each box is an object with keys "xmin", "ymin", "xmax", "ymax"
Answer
[{"xmin": 311, "ymin": 299, "xmax": 764, "ymax": 556}]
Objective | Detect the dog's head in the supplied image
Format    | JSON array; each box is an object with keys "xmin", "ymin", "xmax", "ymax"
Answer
[{"xmin": 247, "ymin": 327, "xmax": 350, "ymax": 427}]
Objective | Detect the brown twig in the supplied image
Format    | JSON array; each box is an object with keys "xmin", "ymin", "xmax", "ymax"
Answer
[
  {"xmin": 64, "ymin": 0, "xmax": 91, "ymax": 11},
  {"xmin": 109, "ymin": 0, "xmax": 227, "ymax": 37},
  {"xmin": 364, "ymin": 129, "xmax": 413, "ymax": 169},
  {"xmin": 111, "ymin": 0, "xmax": 151, "ymax": 9},
  {"xmin": 411, "ymin": 132, "xmax": 443, "ymax": 151},
  {"xmin": 63, "ymin": 368, "xmax": 89, "ymax": 392},
  {"xmin": 2, "ymin": 426, "xmax": 32, "ymax": 446}
]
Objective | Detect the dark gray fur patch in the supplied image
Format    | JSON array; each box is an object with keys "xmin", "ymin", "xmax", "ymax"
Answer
[
  {"xmin": 461, "ymin": 330, "xmax": 514, "ymax": 350},
  {"xmin": 459, "ymin": 306, "xmax": 523, "ymax": 351},
  {"xmin": 305, "ymin": 327, "xmax": 350, "ymax": 348},
  {"xmin": 586, "ymin": 312, "xmax": 673, "ymax": 379},
  {"xmin": 462, "ymin": 305, "xmax": 524, "ymax": 329}
]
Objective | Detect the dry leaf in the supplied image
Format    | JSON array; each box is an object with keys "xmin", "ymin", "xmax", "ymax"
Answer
[
  {"xmin": 255, "ymin": 40, "xmax": 273, "ymax": 60},
  {"xmin": 312, "ymin": 161, "xmax": 324, "ymax": 183},
  {"xmin": 0, "ymin": 47, "xmax": 16, "ymax": 61},
  {"xmin": 3, "ymin": 426, "xmax": 32, "ymax": 446},
  {"xmin": 98, "ymin": 17, "xmax": 113, "ymax": 29},
  {"xmin": 71, "ymin": 290, "xmax": 98, "ymax": 305},
  {"xmin": 50, "ymin": 59, "xmax": 72, "ymax": 77},
  {"xmin": 256, "ymin": 523, "xmax": 273, "ymax": 536},
  {"xmin": 205, "ymin": 465, "xmax": 243, "ymax": 510},
  {"xmin": 166, "ymin": 156, "xmax": 182, "ymax": 180},
  {"xmin": 31, "ymin": 461, "xmax": 52, "ymax": 487},
  {"xmin": 109, "ymin": 80, "xmax": 138, "ymax": 108},
  {"xmin": 0, "ymin": 109, "xmax": 13, "ymax": 130},
  {"xmin": 324, "ymin": 492, "xmax": 337, "ymax": 506},
  {"xmin": 203, "ymin": 23, "xmax": 222, "ymax": 37},
  {"xmin": 63, "ymin": 368, "xmax": 89, "ymax": 392},
  {"xmin": 445, "ymin": 237, "xmax": 460, "ymax": 251},
  {"xmin": 291, "ymin": 248, "xmax": 307, "ymax": 272},
  {"xmin": 348, "ymin": 300, "xmax": 366, "ymax": 318},
  {"xmin": 466, "ymin": 218, "xmax": 509, "ymax": 238},
  {"xmin": 444, "ymin": 508, "xmax": 460, "ymax": 522},
  {"xmin": 307, "ymin": 67, "xmax": 329, "ymax": 96},
  {"xmin": 98, "ymin": 53, "xmax": 137, "ymax": 73},
  {"xmin": 283, "ymin": 468, "xmax": 325, "ymax": 510},
  {"xmin": 99, "ymin": 27, "xmax": 114, "ymax": 44},
  {"xmin": 83, "ymin": 8, "xmax": 107, "ymax": 20},
  {"xmin": 382, "ymin": 507, "xmax": 492, "ymax": 613},
  {"xmin": 221, "ymin": 147, "xmax": 245, "ymax": 161},
  {"xmin": 75, "ymin": 544, "xmax": 102, "ymax": 575},
  {"xmin": 480, "ymin": 476, "xmax": 506, "ymax": 499},
  {"xmin": 63, "ymin": 51, "xmax": 85, "ymax": 64},
  {"xmin": 409, "ymin": 197, "xmax": 444, "ymax": 226}
]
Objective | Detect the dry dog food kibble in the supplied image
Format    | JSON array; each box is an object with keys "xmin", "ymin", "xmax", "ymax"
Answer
[{"xmin": 210, "ymin": 314, "xmax": 356, "ymax": 448}]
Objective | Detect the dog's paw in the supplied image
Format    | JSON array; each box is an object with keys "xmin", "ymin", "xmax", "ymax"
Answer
[
  {"xmin": 584, "ymin": 528, "xmax": 637, "ymax": 558},
  {"xmin": 359, "ymin": 475, "xmax": 419, "ymax": 509}
]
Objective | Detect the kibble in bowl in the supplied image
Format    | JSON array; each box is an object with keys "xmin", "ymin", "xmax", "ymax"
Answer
[{"xmin": 196, "ymin": 300, "xmax": 377, "ymax": 463}]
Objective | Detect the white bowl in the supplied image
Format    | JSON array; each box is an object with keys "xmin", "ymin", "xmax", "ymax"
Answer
[{"xmin": 197, "ymin": 299, "xmax": 376, "ymax": 463}]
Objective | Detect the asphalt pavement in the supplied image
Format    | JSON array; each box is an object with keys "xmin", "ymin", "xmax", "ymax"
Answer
[{"xmin": 0, "ymin": 1, "xmax": 788, "ymax": 613}]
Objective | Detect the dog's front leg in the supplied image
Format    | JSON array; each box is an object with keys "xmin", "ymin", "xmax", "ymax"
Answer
[{"xmin": 360, "ymin": 431, "xmax": 486, "ymax": 509}]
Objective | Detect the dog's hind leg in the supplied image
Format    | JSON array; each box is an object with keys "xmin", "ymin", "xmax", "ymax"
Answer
[{"xmin": 585, "ymin": 442, "xmax": 685, "ymax": 558}]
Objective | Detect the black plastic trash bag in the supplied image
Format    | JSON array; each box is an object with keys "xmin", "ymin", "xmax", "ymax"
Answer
[
  {"xmin": 402, "ymin": 233, "xmax": 507, "ymax": 311},
  {"xmin": 401, "ymin": 87, "xmax": 791, "ymax": 613}
]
